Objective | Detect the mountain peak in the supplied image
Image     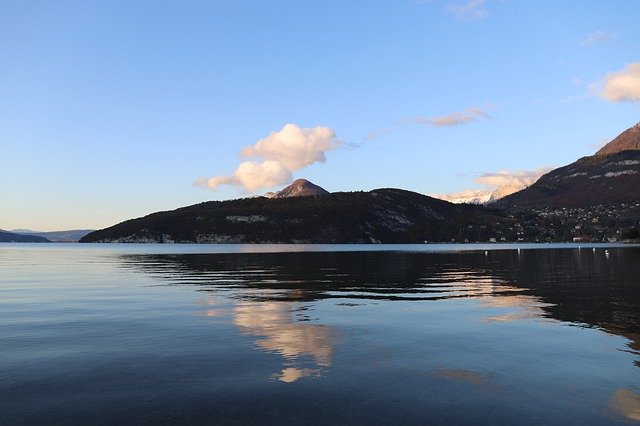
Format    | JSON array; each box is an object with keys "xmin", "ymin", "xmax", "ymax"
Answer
[
  {"xmin": 291, "ymin": 178, "xmax": 314, "ymax": 186},
  {"xmin": 596, "ymin": 122, "xmax": 640, "ymax": 156},
  {"xmin": 266, "ymin": 179, "xmax": 329, "ymax": 199}
]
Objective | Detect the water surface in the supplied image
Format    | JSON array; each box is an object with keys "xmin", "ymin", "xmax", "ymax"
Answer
[{"xmin": 1, "ymin": 243, "xmax": 640, "ymax": 424}]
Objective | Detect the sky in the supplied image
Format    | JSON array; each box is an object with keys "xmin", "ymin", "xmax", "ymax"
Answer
[{"xmin": 1, "ymin": 0, "xmax": 639, "ymax": 231}]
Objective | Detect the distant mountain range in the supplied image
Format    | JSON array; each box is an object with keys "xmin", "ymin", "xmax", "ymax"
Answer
[
  {"xmin": 498, "ymin": 122, "xmax": 640, "ymax": 208},
  {"xmin": 36, "ymin": 121, "xmax": 640, "ymax": 243},
  {"xmin": 0, "ymin": 230, "xmax": 50, "ymax": 243},
  {"xmin": 432, "ymin": 189, "xmax": 495, "ymax": 205},
  {"xmin": 433, "ymin": 171, "xmax": 550, "ymax": 205},
  {"xmin": 9, "ymin": 229, "xmax": 94, "ymax": 242},
  {"xmin": 433, "ymin": 184, "xmax": 530, "ymax": 205}
]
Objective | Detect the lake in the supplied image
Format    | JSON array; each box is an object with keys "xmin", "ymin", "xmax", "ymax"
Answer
[{"xmin": 1, "ymin": 243, "xmax": 640, "ymax": 424}]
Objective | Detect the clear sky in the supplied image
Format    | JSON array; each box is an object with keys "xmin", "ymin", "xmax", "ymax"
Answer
[{"xmin": 1, "ymin": 0, "xmax": 639, "ymax": 231}]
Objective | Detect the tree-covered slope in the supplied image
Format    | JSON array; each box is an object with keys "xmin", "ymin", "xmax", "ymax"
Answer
[{"xmin": 81, "ymin": 189, "xmax": 503, "ymax": 244}]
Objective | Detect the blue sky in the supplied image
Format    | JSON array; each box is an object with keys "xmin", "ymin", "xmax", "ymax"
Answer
[{"xmin": 1, "ymin": 0, "xmax": 639, "ymax": 231}]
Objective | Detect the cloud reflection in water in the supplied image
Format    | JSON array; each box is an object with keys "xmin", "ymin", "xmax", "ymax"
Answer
[
  {"xmin": 609, "ymin": 389, "xmax": 640, "ymax": 421},
  {"xmin": 233, "ymin": 301, "xmax": 334, "ymax": 382}
]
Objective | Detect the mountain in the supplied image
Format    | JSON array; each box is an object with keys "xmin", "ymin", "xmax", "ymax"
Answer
[
  {"xmin": 80, "ymin": 188, "xmax": 505, "ymax": 244},
  {"xmin": 265, "ymin": 179, "xmax": 329, "ymax": 198},
  {"xmin": 488, "ymin": 184, "xmax": 530, "ymax": 202},
  {"xmin": 432, "ymin": 183, "xmax": 534, "ymax": 205},
  {"xmin": 498, "ymin": 123, "xmax": 640, "ymax": 208},
  {"xmin": 596, "ymin": 122, "xmax": 640, "ymax": 156},
  {"xmin": 12, "ymin": 229, "xmax": 95, "ymax": 242},
  {"xmin": 0, "ymin": 230, "xmax": 50, "ymax": 243},
  {"xmin": 432, "ymin": 189, "xmax": 494, "ymax": 205}
]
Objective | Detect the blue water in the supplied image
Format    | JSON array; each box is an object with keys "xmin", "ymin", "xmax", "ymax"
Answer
[{"xmin": 1, "ymin": 243, "xmax": 639, "ymax": 424}]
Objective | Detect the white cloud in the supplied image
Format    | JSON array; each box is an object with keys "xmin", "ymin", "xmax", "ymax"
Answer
[
  {"xmin": 195, "ymin": 124, "xmax": 339, "ymax": 192},
  {"xmin": 362, "ymin": 128, "xmax": 390, "ymax": 141},
  {"xmin": 580, "ymin": 31, "xmax": 617, "ymax": 47},
  {"xmin": 193, "ymin": 175, "xmax": 235, "ymax": 191},
  {"xmin": 412, "ymin": 107, "xmax": 490, "ymax": 127},
  {"xmin": 240, "ymin": 124, "xmax": 337, "ymax": 171},
  {"xmin": 475, "ymin": 168, "xmax": 552, "ymax": 188},
  {"xmin": 446, "ymin": 0, "xmax": 488, "ymax": 21},
  {"xmin": 594, "ymin": 62, "xmax": 640, "ymax": 102}
]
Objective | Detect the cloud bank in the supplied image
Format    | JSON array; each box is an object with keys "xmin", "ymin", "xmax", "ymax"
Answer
[
  {"xmin": 412, "ymin": 107, "xmax": 490, "ymax": 127},
  {"xmin": 475, "ymin": 168, "xmax": 551, "ymax": 188},
  {"xmin": 195, "ymin": 124, "xmax": 339, "ymax": 192},
  {"xmin": 595, "ymin": 62, "xmax": 640, "ymax": 103}
]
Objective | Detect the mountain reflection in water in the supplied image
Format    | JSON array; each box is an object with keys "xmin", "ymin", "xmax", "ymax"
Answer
[
  {"xmin": 121, "ymin": 248, "xmax": 640, "ymax": 370},
  {"xmin": 3, "ymin": 245, "xmax": 640, "ymax": 424}
]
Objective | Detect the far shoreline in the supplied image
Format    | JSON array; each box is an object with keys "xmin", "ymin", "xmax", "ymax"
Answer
[{"xmin": 2, "ymin": 241, "xmax": 640, "ymax": 256}]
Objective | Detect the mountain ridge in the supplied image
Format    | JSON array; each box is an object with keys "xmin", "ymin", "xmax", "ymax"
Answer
[
  {"xmin": 0, "ymin": 230, "xmax": 50, "ymax": 243},
  {"xmin": 596, "ymin": 122, "xmax": 640, "ymax": 156},
  {"xmin": 498, "ymin": 122, "xmax": 640, "ymax": 208},
  {"xmin": 11, "ymin": 229, "xmax": 94, "ymax": 242},
  {"xmin": 80, "ymin": 188, "xmax": 505, "ymax": 244}
]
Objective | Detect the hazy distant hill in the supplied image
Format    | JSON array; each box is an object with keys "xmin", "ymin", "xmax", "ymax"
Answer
[
  {"xmin": 498, "ymin": 122, "xmax": 640, "ymax": 208},
  {"xmin": 12, "ymin": 229, "xmax": 94, "ymax": 242},
  {"xmin": 81, "ymin": 188, "xmax": 504, "ymax": 244},
  {"xmin": 0, "ymin": 230, "xmax": 50, "ymax": 243}
]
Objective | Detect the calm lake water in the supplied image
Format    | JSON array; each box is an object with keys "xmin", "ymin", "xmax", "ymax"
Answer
[{"xmin": 2, "ymin": 243, "xmax": 640, "ymax": 424}]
